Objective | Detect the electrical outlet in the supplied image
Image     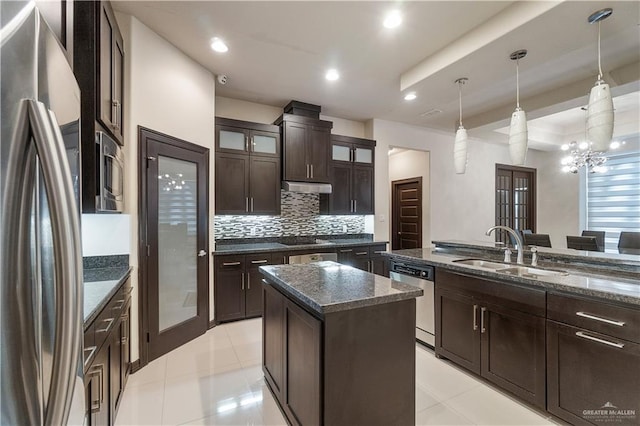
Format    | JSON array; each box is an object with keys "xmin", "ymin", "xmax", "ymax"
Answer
[{"xmin": 342, "ymin": 224, "xmax": 348, "ymax": 233}]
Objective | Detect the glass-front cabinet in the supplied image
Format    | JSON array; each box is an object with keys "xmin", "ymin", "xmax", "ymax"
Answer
[
  {"xmin": 331, "ymin": 141, "xmax": 374, "ymax": 165},
  {"xmin": 216, "ymin": 125, "xmax": 280, "ymax": 158}
]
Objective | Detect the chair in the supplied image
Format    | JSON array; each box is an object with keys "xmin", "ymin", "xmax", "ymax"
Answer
[
  {"xmin": 523, "ymin": 233, "xmax": 552, "ymax": 248},
  {"xmin": 618, "ymin": 232, "xmax": 640, "ymax": 254},
  {"xmin": 567, "ymin": 236, "xmax": 599, "ymax": 252},
  {"xmin": 508, "ymin": 229, "xmax": 532, "ymax": 248},
  {"xmin": 581, "ymin": 230, "xmax": 605, "ymax": 252}
]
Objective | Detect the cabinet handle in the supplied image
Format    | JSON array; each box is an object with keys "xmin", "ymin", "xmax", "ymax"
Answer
[
  {"xmin": 480, "ymin": 307, "xmax": 486, "ymax": 333},
  {"xmin": 241, "ymin": 273, "xmax": 245, "ymax": 290},
  {"xmin": 368, "ymin": 260, "xmax": 372, "ymax": 273},
  {"xmin": 576, "ymin": 311, "xmax": 626, "ymax": 327},
  {"xmin": 374, "ymin": 251, "xmax": 386, "ymax": 255},
  {"xmin": 350, "ymin": 149, "xmax": 354, "ymax": 163},
  {"xmin": 247, "ymin": 272, "xmax": 250, "ymax": 290},
  {"xmin": 245, "ymin": 136, "xmax": 249, "ymax": 151},
  {"xmin": 310, "ymin": 164, "xmax": 314, "ymax": 178},
  {"xmin": 83, "ymin": 346, "xmax": 97, "ymax": 369},
  {"xmin": 473, "ymin": 305, "xmax": 478, "ymax": 331},
  {"xmin": 89, "ymin": 363, "xmax": 104, "ymax": 413},
  {"xmin": 96, "ymin": 318, "xmax": 114, "ymax": 333},
  {"xmin": 250, "ymin": 136, "xmax": 254, "ymax": 151},
  {"xmin": 251, "ymin": 197, "xmax": 254, "ymax": 212},
  {"xmin": 306, "ymin": 164, "xmax": 310, "ymax": 178},
  {"xmin": 355, "ymin": 252, "xmax": 368, "ymax": 256},
  {"xmin": 354, "ymin": 200, "xmax": 357, "ymax": 213},
  {"xmin": 112, "ymin": 301, "xmax": 125, "ymax": 311},
  {"xmin": 245, "ymin": 197, "xmax": 249, "ymax": 212},
  {"xmin": 340, "ymin": 249, "xmax": 353, "ymax": 253},
  {"xmin": 222, "ymin": 261, "xmax": 241, "ymax": 266},
  {"xmin": 350, "ymin": 200, "xmax": 354, "ymax": 213},
  {"xmin": 575, "ymin": 331, "xmax": 625, "ymax": 349},
  {"xmin": 251, "ymin": 259, "xmax": 268, "ymax": 264},
  {"xmin": 112, "ymin": 100, "xmax": 118, "ymax": 130}
]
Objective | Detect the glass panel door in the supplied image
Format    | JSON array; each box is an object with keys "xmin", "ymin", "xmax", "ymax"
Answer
[
  {"xmin": 332, "ymin": 144, "xmax": 351, "ymax": 162},
  {"xmin": 157, "ymin": 156, "xmax": 198, "ymax": 331},
  {"xmin": 252, "ymin": 133, "xmax": 278, "ymax": 155},
  {"xmin": 354, "ymin": 147, "xmax": 373, "ymax": 164},
  {"xmin": 218, "ymin": 129, "xmax": 246, "ymax": 151}
]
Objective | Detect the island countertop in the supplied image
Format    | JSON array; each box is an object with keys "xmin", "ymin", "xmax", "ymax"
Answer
[{"xmin": 259, "ymin": 261, "xmax": 423, "ymax": 316}]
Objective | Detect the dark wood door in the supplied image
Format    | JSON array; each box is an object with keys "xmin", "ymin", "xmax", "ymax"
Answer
[
  {"xmin": 283, "ymin": 122, "xmax": 308, "ymax": 181},
  {"xmin": 392, "ymin": 177, "xmax": 422, "ymax": 250},
  {"xmin": 435, "ymin": 287, "xmax": 481, "ymax": 374},
  {"xmin": 481, "ymin": 302, "xmax": 546, "ymax": 409},
  {"xmin": 327, "ymin": 163, "xmax": 352, "ymax": 214},
  {"xmin": 547, "ymin": 320, "xmax": 640, "ymax": 426},
  {"xmin": 214, "ymin": 256, "xmax": 246, "ymax": 322},
  {"xmin": 249, "ymin": 156, "xmax": 280, "ymax": 215},
  {"xmin": 284, "ymin": 299, "xmax": 322, "ymax": 426},
  {"xmin": 263, "ymin": 283, "xmax": 285, "ymax": 400},
  {"xmin": 495, "ymin": 164, "xmax": 536, "ymax": 244},
  {"xmin": 245, "ymin": 254, "xmax": 272, "ymax": 317},
  {"xmin": 141, "ymin": 128, "xmax": 209, "ymax": 362},
  {"xmin": 215, "ymin": 152, "xmax": 249, "ymax": 214},
  {"xmin": 308, "ymin": 125, "xmax": 330, "ymax": 182},
  {"xmin": 353, "ymin": 165, "xmax": 374, "ymax": 214}
]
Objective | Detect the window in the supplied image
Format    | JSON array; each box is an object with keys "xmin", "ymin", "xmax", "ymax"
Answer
[
  {"xmin": 586, "ymin": 151, "xmax": 640, "ymax": 252},
  {"xmin": 495, "ymin": 164, "xmax": 537, "ymax": 245}
]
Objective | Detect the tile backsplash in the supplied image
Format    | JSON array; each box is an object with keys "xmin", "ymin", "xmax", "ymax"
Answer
[{"xmin": 214, "ymin": 191, "xmax": 367, "ymax": 239}]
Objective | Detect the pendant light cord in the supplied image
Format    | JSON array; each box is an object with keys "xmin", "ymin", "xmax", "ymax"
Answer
[
  {"xmin": 516, "ymin": 58, "xmax": 520, "ymax": 109},
  {"xmin": 458, "ymin": 81, "xmax": 463, "ymax": 127},
  {"xmin": 597, "ymin": 21, "xmax": 603, "ymax": 80}
]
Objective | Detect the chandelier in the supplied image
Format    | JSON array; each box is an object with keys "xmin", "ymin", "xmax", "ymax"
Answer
[
  {"xmin": 560, "ymin": 141, "xmax": 607, "ymax": 174},
  {"xmin": 158, "ymin": 173, "xmax": 186, "ymax": 192}
]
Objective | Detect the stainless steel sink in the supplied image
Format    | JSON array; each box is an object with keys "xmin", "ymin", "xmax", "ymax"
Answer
[
  {"xmin": 452, "ymin": 259, "xmax": 509, "ymax": 270},
  {"xmin": 497, "ymin": 266, "xmax": 569, "ymax": 277}
]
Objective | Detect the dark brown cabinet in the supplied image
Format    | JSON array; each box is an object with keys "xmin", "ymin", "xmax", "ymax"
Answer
[
  {"xmin": 320, "ymin": 135, "xmax": 375, "ymax": 215},
  {"xmin": 215, "ymin": 118, "xmax": 281, "ymax": 215},
  {"xmin": 74, "ymin": 0, "xmax": 125, "ymax": 212},
  {"xmin": 435, "ymin": 269, "xmax": 546, "ymax": 409},
  {"xmin": 214, "ymin": 252, "xmax": 283, "ymax": 322},
  {"xmin": 276, "ymin": 114, "xmax": 333, "ymax": 183},
  {"xmin": 337, "ymin": 244, "xmax": 387, "ymax": 276},
  {"xmin": 546, "ymin": 293, "xmax": 640, "ymax": 425},
  {"xmin": 83, "ymin": 278, "xmax": 131, "ymax": 426}
]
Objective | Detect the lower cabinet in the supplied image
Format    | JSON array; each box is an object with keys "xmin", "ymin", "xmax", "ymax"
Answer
[
  {"xmin": 435, "ymin": 269, "xmax": 546, "ymax": 409},
  {"xmin": 84, "ymin": 278, "xmax": 132, "ymax": 426},
  {"xmin": 546, "ymin": 293, "xmax": 640, "ymax": 426},
  {"xmin": 214, "ymin": 253, "xmax": 283, "ymax": 323},
  {"xmin": 337, "ymin": 244, "xmax": 388, "ymax": 276}
]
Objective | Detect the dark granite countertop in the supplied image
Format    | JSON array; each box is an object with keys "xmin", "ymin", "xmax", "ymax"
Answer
[
  {"xmin": 84, "ymin": 266, "xmax": 131, "ymax": 328},
  {"xmin": 213, "ymin": 239, "xmax": 388, "ymax": 255},
  {"xmin": 259, "ymin": 261, "xmax": 422, "ymax": 317},
  {"xmin": 385, "ymin": 249, "xmax": 640, "ymax": 306}
]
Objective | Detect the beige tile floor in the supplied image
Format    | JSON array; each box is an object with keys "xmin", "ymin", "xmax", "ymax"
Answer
[{"xmin": 116, "ymin": 318, "xmax": 561, "ymax": 425}]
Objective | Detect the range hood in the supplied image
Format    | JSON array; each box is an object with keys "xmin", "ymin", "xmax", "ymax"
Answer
[{"xmin": 282, "ymin": 181, "xmax": 332, "ymax": 194}]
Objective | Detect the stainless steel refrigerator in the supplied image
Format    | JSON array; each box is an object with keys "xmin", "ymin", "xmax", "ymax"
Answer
[{"xmin": 1, "ymin": 2, "xmax": 85, "ymax": 425}]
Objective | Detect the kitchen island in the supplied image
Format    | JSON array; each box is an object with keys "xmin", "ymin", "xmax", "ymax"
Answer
[{"xmin": 259, "ymin": 261, "xmax": 422, "ymax": 426}]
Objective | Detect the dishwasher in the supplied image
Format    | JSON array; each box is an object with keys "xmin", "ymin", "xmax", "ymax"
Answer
[{"xmin": 389, "ymin": 260, "xmax": 435, "ymax": 347}]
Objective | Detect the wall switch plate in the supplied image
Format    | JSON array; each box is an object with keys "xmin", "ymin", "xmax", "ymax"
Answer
[
  {"xmin": 378, "ymin": 214, "xmax": 385, "ymax": 222},
  {"xmin": 250, "ymin": 226, "xmax": 256, "ymax": 236},
  {"xmin": 342, "ymin": 224, "xmax": 348, "ymax": 233}
]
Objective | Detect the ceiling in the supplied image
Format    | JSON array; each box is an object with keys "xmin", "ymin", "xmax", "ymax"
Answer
[{"xmin": 112, "ymin": 1, "xmax": 640, "ymax": 150}]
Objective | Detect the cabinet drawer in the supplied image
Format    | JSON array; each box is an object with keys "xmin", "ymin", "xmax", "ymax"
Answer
[
  {"xmin": 352, "ymin": 246, "xmax": 370, "ymax": 258},
  {"xmin": 548, "ymin": 293, "xmax": 640, "ymax": 343},
  {"xmin": 215, "ymin": 255, "xmax": 245, "ymax": 271},
  {"xmin": 246, "ymin": 253, "xmax": 272, "ymax": 269},
  {"xmin": 369, "ymin": 244, "xmax": 387, "ymax": 257}
]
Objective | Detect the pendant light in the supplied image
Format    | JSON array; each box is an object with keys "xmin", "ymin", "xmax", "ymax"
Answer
[
  {"xmin": 586, "ymin": 8, "xmax": 614, "ymax": 153},
  {"xmin": 454, "ymin": 78, "xmax": 469, "ymax": 174},
  {"xmin": 508, "ymin": 49, "xmax": 528, "ymax": 166}
]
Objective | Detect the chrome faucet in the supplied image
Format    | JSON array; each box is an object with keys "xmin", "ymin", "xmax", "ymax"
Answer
[{"xmin": 485, "ymin": 226, "xmax": 524, "ymax": 264}]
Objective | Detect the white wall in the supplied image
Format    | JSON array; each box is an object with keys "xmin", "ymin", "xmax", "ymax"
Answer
[
  {"xmin": 388, "ymin": 149, "xmax": 431, "ymax": 246},
  {"xmin": 116, "ymin": 13, "xmax": 215, "ymax": 363},
  {"xmin": 371, "ymin": 119, "xmax": 513, "ymax": 245},
  {"xmin": 81, "ymin": 214, "xmax": 131, "ymax": 256}
]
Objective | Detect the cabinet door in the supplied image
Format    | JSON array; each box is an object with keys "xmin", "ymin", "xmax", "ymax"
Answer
[
  {"xmin": 352, "ymin": 165, "xmax": 374, "ymax": 214},
  {"xmin": 308, "ymin": 125, "xmax": 330, "ymax": 182},
  {"xmin": 284, "ymin": 299, "xmax": 322, "ymax": 426},
  {"xmin": 214, "ymin": 257, "xmax": 246, "ymax": 322},
  {"xmin": 481, "ymin": 302, "xmax": 546, "ymax": 409},
  {"xmin": 371, "ymin": 256, "xmax": 389, "ymax": 277},
  {"xmin": 263, "ymin": 283, "xmax": 285, "ymax": 400},
  {"xmin": 330, "ymin": 141, "xmax": 353, "ymax": 164},
  {"xmin": 250, "ymin": 130, "xmax": 280, "ymax": 158},
  {"xmin": 547, "ymin": 321, "xmax": 640, "ymax": 426},
  {"xmin": 327, "ymin": 163, "xmax": 352, "ymax": 214},
  {"xmin": 352, "ymin": 144, "xmax": 374, "ymax": 165},
  {"xmin": 352, "ymin": 247, "xmax": 370, "ymax": 272},
  {"xmin": 215, "ymin": 153, "xmax": 249, "ymax": 214},
  {"xmin": 87, "ymin": 345, "xmax": 110, "ymax": 426},
  {"xmin": 249, "ymin": 156, "xmax": 280, "ymax": 215},
  {"xmin": 337, "ymin": 247, "xmax": 354, "ymax": 265},
  {"xmin": 110, "ymin": 324, "xmax": 123, "ymax": 417},
  {"xmin": 283, "ymin": 122, "xmax": 308, "ymax": 181},
  {"xmin": 435, "ymin": 287, "xmax": 481, "ymax": 374},
  {"xmin": 216, "ymin": 125, "xmax": 249, "ymax": 154},
  {"xmin": 99, "ymin": 2, "xmax": 115, "ymax": 134},
  {"xmin": 245, "ymin": 254, "xmax": 272, "ymax": 318},
  {"xmin": 112, "ymin": 30, "xmax": 124, "ymax": 143}
]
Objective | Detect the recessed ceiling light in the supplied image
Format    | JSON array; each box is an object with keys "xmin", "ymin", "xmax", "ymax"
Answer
[
  {"xmin": 404, "ymin": 92, "xmax": 417, "ymax": 101},
  {"xmin": 325, "ymin": 69, "xmax": 340, "ymax": 81},
  {"xmin": 210, "ymin": 37, "xmax": 228, "ymax": 53},
  {"xmin": 383, "ymin": 10, "xmax": 402, "ymax": 29}
]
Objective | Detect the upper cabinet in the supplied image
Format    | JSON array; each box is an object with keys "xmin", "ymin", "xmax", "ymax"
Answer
[
  {"xmin": 215, "ymin": 118, "xmax": 282, "ymax": 215},
  {"xmin": 275, "ymin": 114, "xmax": 333, "ymax": 183},
  {"xmin": 74, "ymin": 0, "xmax": 125, "ymax": 212},
  {"xmin": 320, "ymin": 134, "xmax": 376, "ymax": 215}
]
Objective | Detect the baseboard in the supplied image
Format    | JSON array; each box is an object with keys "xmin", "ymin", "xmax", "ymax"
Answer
[
  {"xmin": 130, "ymin": 359, "xmax": 142, "ymax": 373},
  {"xmin": 209, "ymin": 320, "xmax": 217, "ymax": 329}
]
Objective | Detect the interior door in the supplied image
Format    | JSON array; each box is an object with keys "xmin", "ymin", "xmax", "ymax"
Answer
[
  {"xmin": 495, "ymin": 164, "xmax": 536, "ymax": 245},
  {"xmin": 141, "ymin": 128, "xmax": 209, "ymax": 362},
  {"xmin": 392, "ymin": 177, "xmax": 422, "ymax": 250}
]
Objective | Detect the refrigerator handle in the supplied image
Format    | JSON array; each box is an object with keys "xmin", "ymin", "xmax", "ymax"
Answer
[{"xmin": 27, "ymin": 100, "xmax": 84, "ymax": 426}]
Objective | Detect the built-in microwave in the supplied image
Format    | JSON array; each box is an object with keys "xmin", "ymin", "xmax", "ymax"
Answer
[{"xmin": 96, "ymin": 131, "xmax": 124, "ymax": 212}]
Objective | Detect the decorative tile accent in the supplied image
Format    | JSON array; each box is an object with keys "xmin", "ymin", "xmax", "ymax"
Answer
[{"xmin": 214, "ymin": 191, "xmax": 366, "ymax": 239}]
